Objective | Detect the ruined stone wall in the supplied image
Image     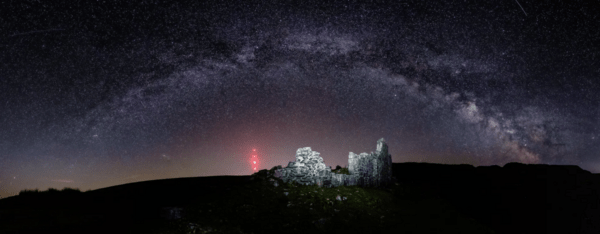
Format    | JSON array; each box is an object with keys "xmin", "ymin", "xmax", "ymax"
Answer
[
  {"xmin": 274, "ymin": 147, "xmax": 333, "ymax": 186},
  {"xmin": 348, "ymin": 138, "xmax": 394, "ymax": 187},
  {"xmin": 274, "ymin": 138, "xmax": 394, "ymax": 188}
]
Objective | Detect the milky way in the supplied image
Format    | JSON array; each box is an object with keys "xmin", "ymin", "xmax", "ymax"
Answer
[{"xmin": 1, "ymin": 0, "xmax": 599, "ymax": 197}]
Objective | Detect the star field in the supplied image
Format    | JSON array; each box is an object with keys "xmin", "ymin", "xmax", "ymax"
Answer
[{"xmin": 1, "ymin": 0, "xmax": 599, "ymax": 197}]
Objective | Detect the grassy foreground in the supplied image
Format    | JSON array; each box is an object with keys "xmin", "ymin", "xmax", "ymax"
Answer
[
  {"xmin": 0, "ymin": 166, "xmax": 494, "ymax": 234},
  {"xmin": 150, "ymin": 167, "xmax": 494, "ymax": 234}
]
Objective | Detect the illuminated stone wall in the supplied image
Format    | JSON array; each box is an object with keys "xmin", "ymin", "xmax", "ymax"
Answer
[{"xmin": 274, "ymin": 138, "xmax": 395, "ymax": 188}]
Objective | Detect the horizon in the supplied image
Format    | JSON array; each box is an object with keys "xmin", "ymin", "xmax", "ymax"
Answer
[
  {"xmin": 1, "ymin": 1, "xmax": 599, "ymax": 199},
  {"xmin": 2, "ymin": 160, "xmax": 595, "ymax": 199}
]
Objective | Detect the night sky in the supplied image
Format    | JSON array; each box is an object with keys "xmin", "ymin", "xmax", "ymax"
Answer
[{"xmin": 1, "ymin": 0, "xmax": 599, "ymax": 198}]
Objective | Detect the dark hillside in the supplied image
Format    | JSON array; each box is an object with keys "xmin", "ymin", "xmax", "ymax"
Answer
[
  {"xmin": 0, "ymin": 176, "xmax": 252, "ymax": 234},
  {"xmin": 392, "ymin": 162, "xmax": 600, "ymax": 234},
  {"xmin": 1, "ymin": 163, "xmax": 599, "ymax": 234},
  {"xmin": 85, "ymin": 175, "xmax": 251, "ymax": 207}
]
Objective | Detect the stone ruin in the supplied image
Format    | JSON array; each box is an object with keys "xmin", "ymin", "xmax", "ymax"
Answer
[{"xmin": 273, "ymin": 138, "xmax": 395, "ymax": 188}]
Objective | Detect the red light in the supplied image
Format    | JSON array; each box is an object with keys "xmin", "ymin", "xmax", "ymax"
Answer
[{"xmin": 251, "ymin": 149, "xmax": 259, "ymax": 172}]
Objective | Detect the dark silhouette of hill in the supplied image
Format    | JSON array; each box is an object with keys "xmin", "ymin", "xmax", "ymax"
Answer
[
  {"xmin": 1, "ymin": 163, "xmax": 599, "ymax": 234},
  {"xmin": 0, "ymin": 176, "xmax": 252, "ymax": 234},
  {"xmin": 392, "ymin": 162, "xmax": 600, "ymax": 234}
]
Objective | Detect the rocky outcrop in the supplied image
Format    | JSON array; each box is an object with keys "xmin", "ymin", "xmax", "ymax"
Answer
[{"xmin": 274, "ymin": 138, "xmax": 395, "ymax": 188}]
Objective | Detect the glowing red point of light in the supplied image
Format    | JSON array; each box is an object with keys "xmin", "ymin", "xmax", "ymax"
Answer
[{"xmin": 250, "ymin": 148, "xmax": 260, "ymax": 172}]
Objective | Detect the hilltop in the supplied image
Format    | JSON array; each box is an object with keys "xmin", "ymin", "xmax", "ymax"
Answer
[{"xmin": 0, "ymin": 162, "xmax": 598, "ymax": 234}]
